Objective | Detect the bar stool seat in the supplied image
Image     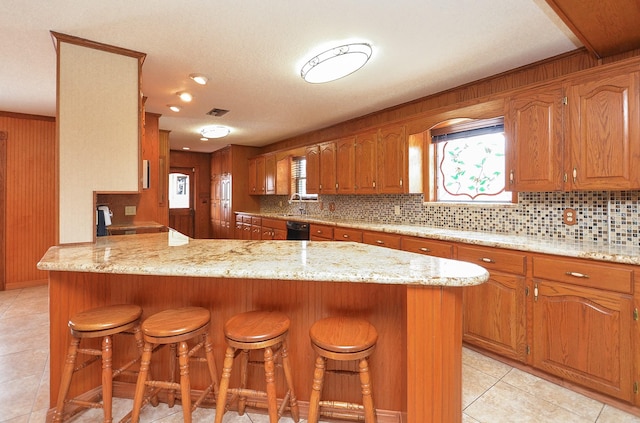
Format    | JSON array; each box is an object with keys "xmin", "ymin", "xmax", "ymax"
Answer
[
  {"xmin": 307, "ymin": 316, "xmax": 378, "ymax": 423},
  {"xmin": 130, "ymin": 307, "xmax": 219, "ymax": 423},
  {"xmin": 215, "ymin": 310, "xmax": 300, "ymax": 423},
  {"xmin": 53, "ymin": 304, "xmax": 144, "ymax": 423}
]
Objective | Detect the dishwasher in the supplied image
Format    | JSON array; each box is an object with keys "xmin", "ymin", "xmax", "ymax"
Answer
[{"xmin": 286, "ymin": 221, "xmax": 310, "ymax": 240}]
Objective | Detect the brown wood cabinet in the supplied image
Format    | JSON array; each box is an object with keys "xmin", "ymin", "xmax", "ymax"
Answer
[
  {"xmin": 319, "ymin": 141, "xmax": 337, "ymax": 194},
  {"xmin": 276, "ymin": 156, "xmax": 291, "ymax": 196},
  {"xmin": 305, "ymin": 145, "xmax": 320, "ymax": 194},
  {"xmin": 248, "ymin": 156, "xmax": 266, "ymax": 195},
  {"xmin": 261, "ymin": 218, "xmax": 287, "ymax": 240},
  {"xmin": 566, "ymin": 67, "xmax": 640, "ymax": 190},
  {"xmin": 265, "ymin": 154, "xmax": 276, "ymax": 195},
  {"xmin": 336, "ymin": 136, "xmax": 356, "ymax": 194},
  {"xmin": 377, "ymin": 123, "xmax": 407, "ymax": 194},
  {"xmin": 333, "ymin": 227, "xmax": 362, "ymax": 242},
  {"xmin": 458, "ymin": 245, "xmax": 528, "ymax": 362},
  {"xmin": 531, "ymin": 256, "xmax": 635, "ymax": 401},
  {"xmin": 362, "ymin": 230, "xmax": 401, "ymax": 249},
  {"xmin": 506, "ymin": 83, "xmax": 564, "ymax": 192},
  {"xmin": 309, "ymin": 223, "xmax": 333, "ymax": 241},
  {"xmin": 354, "ymin": 130, "xmax": 378, "ymax": 194},
  {"xmin": 400, "ymin": 236, "xmax": 453, "ymax": 258}
]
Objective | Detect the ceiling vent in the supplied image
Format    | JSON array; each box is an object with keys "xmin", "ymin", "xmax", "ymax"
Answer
[{"xmin": 207, "ymin": 108, "xmax": 229, "ymax": 117}]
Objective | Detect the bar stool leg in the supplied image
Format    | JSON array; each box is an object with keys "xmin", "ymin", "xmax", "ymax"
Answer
[
  {"xmin": 237, "ymin": 349, "xmax": 250, "ymax": 415},
  {"xmin": 263, "ymin": 347, "xmax": 278, "ymax": 423},
  {"xmin": 281, "ymin": 339, "xmax": 300, "ymax": 422},
  {"xmin": 203, "ymin": 333, "xmax": 220, "ymax": 399},
  {"xmin": 307, "ymin": 355, "xmax": 326, "ymax": 423},
  {"xmin": 53, "ymin": 337, "xmax": 80, "ymax": 422},
  {"xmin": 359, "ymin": 358, "xmax": 376, "ymax": 423},
  {"xmin": 178, "ymin": 341, "xmax": 192, "ymax": 423},
  {"xmin": 131, "ymin": 342, "xmax": 153, "ymax": 423},
  {"xmin": 101, "ymin": 336, "xmax": 113, "ymax": 423},
  {"xmin": 214, "ymin": 345, "xmax": 236, "ymax": 423},
  {"xmin": 167, "ymin": 343, "xmax": 177, "ymax": 408}
]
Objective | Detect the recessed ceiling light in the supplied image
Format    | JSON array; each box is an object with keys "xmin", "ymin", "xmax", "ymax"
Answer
[
  {"xmin": 167, "ymin": 105, "xmax": 181, "ymax": 112},
  {"xmin": 177, "ymin": 91, "xmax": 193, "ymax": 102},
  {"xmin": 189, "ymin": 73, "xmax": 209, "ymax": 85},
  {"xmin": 200, "ymin": 125, "xmax": 231, "ymax": 139},
  {"xmin": 301, "ymin": 43, "xmax": 372, "ymax": 83}
]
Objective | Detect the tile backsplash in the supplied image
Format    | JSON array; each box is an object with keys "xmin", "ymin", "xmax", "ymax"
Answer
[{"xmin": 261, "ymin": 191, "xmax": 639, "ymax": 246}]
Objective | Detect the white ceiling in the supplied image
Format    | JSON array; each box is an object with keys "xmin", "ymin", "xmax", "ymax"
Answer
[{"xmin": 0, "ymin": 0, "xmax": 580, "ymax": 153}]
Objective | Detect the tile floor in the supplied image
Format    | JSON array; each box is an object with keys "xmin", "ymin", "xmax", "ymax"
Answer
[{"xmin": 1, "ymin": 285, "xmax": 639, "ymax": 423}]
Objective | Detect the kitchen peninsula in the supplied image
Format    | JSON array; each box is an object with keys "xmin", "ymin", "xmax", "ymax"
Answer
[{"xmin": 38, "ymin": 230, "xmax": 488, "ymax": 423}]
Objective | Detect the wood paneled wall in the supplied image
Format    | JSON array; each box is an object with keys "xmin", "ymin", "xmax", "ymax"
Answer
[
  {"xmin": 262, "ymin": 47, "xmax": 640, "ymax": 154},
  {"xmin": 169, "ymin": 150, "xmax": 211, "ymax": 238},
  {"xmin": 0, "ymin": 112, "xmax": 56, "ymax": 290}
]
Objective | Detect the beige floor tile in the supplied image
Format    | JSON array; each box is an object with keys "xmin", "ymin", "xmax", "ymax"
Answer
[
  {"xmin": 462, "ymin": 348, "xmax": 512, "ymax": 379},
  {"xmin": 596, "ymin": 405, "xmax": 640, "ymax": 422},
  {"xmin": 0, "ymin": 374, "xmax": 42, "ymax": 421},
  {"xmin": 2, "ymin": 296, "xmax": 49, "ymax": 319},
  {"xmin": 501, "ymin": 368, "xmax": 604, "ymax": 420},
  {"xmin": 0, "ymin": 415, "xmax": 30, "ymax": 423},
  {"xmin": 0, "ymin": 348, "xmax": 48, "ymax": 384},
  {"xmin": 464, "ymin": 380, "xmax": 593, "ymax": 423},
  {"xmin": 462, "ymin": 364, "xmax": 499, "ymax": 408},
  {"xmin": 463, "ymin": 413, "xmax": 482, "ymax": 423}
]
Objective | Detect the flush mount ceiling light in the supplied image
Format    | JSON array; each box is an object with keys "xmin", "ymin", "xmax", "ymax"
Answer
[
  {"xmin": 200, "ymin": 125, "xmax": 231, "ymax": 139},
  {"xmin": 167, "ymin": 105, "xmax": 181, "ymax": 112},
  {"xmin": 177, "ymin": 91, "xmax": 193, "ymax": 102},
  {"xmin": 189, "ymin": 73, "xmax": 209, "ymax": 85},
  {"xmin": 301, "ymin": 43, "xmax": 372, "ymax": 83}
]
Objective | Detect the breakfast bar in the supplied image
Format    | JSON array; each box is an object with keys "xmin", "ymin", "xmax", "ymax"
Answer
[{"xmin": 38, "ymin": 230, "xmax": 488, "ymax": 423}]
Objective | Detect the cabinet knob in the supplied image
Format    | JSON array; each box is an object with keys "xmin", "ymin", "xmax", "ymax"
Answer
[
  {"xmin": 419, "ymin": 247, "xmax": 431, "ymax": 252},
  {"xmin": 343, "ymin": 234, "xmax": 349, "ymax": 238}
]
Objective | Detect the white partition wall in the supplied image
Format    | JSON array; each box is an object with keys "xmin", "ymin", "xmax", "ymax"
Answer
[{"xmin": 55, "ymin": 33, "xmax": 144, "ymax": 244}]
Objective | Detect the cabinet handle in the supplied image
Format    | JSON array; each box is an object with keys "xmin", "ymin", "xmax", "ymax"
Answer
[
  {"xmin": 316, "ymin": 230, "xmax": 322, "ymax": 234},
  {"xmin": 376, "ymin": 240, "xmax": 384, "ymax": 244},
  {"xmin": 480, "ymin": 257, "xmax": 495, "ymax": 263},
  {"xmin": 572, "ymin": 167, "xmax": 577, "ymax": 183},
  {"xmin": 534, "ymin": 283, "xmax": 539, "ymax": 302},
  {"xmin": 343, "ymin": 234, "xmax": 349, "ymax": 239},
  {"xmin": 509, "ymin": 170, "xmax": 514, "ymax": 184},
  {"xmin": 565, "ymin": 271, "xmax": 589, "ymax": 279},
  {"xmin": 419, "ymin": 247, "xmax": 431, "ymax": 252}
]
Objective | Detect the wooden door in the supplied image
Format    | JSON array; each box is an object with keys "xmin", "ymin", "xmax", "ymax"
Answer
[
  {"xmin": 168, "ymin": 167, "xmax": 195, "ymax": 237},
  {"xmin": 532, "ymin": 280, "xmax": 633, "ymax": 401},
  {"xmin": 506, "ymin": 84, "xmax": 564, "ymax": 191},
  {"xmin": 566, "ymin": 69, "xmax": 640, "ymax": 190},
  {"xmin": 336, "ymin": 136, "xmax": 356, "ymax": 194},
  {"xmin": 377, "ymin": 124, "xmax": 406, "ymax": 193},
  {"xmin": 305, "ymin": 145, "xmax": 320, "ymax": 194},
  {"xmin": 355, "ymin": 130, "xmax": 378, "ymax": 194},
  {"xmin": 319, "ymin": 141, "xmax": 337, "ymax": 194}
]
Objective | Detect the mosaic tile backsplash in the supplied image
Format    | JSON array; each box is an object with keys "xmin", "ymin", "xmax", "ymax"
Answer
[{"xmin": 261, "ymin": 191, "xmax": 640, "ymax": 246}]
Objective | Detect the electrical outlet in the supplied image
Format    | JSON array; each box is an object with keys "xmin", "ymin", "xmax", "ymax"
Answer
[
  {"xmin": 394, "ymin": 205, "xmax": 401, "ymax": 216},
  {"xmin": 563, "ymin": 208, "xmax": 576, "ymax": 225},
  {"xmin": 125, "ymin": 205, "xmax": 137, "ymax": 216}
]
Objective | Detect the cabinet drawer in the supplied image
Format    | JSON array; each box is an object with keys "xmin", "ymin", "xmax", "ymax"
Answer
[
  {"xmin": 532, "ymin": 256, "xmax": 633, "ymax": 294},
  {"xmin": 401, "ymin": 237, "xmax": 453, "ymax": 259},
  {"xmin": 457, "ymin": 245, "xmax": 526, "ymax": 275},
  {"xmin": 251, "ymin": 216, "xmax": 262, "ymax": 226},
  {"xmin": 261, "ymin": 218, "xmax": 286, "ymax": 231},
  {"xmin": 310, "ymin": 224, "xmax": 333, "ymax": 240},
  {"xmin": 334, "ymin": 227, "xmax": 363, "ymax": 242},
  {"xmin": 362, "ymin": 231, "xmax": 400, "ymax": 249}
]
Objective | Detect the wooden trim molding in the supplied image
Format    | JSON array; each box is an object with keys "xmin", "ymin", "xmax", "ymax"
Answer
[{"xmin": 0, "ymin": 131, "xmax": 6, "ymax": 291}]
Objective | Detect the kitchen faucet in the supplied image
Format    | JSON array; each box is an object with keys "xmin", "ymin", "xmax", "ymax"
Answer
[{"xmin": 288, "ymin": 192, "xmax": 301, "ymax": 204}]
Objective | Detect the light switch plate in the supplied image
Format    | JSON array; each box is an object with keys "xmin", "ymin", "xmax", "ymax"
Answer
[{"xmin": 125, "ymin": 205, "xmax": 137, "ymax": 216}]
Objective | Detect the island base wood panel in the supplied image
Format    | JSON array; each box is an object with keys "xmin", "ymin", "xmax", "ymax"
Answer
[{"xmin": 48, "ymin": 271, "xmax": 467, "ymax": 423}]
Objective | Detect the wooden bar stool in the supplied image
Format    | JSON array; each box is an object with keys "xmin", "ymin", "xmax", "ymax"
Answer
[
  {"xmin": 130, "ymin": 306, "xmax": 219, "ymax": 423},
  {"xmin": 307, "ymin": 316, "xmax": 378, "ymax": 423},
  {"xmin": 215, "ymin": 310, "xmax": 300, "ymax": 423},
  {"xmin": 53, "ymin": 304, "xmax": 144, "ymax": 423}
]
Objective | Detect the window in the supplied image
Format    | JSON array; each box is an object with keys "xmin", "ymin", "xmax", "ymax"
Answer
[
  {"xmin": 169, "ymin": 172, "xmax": 190, "ymax": 209},
  {"xmin": 291, "ymin": 156, "xmax": 318, "ymax": 200},
  {"xmin": 432, "ymin": 117, "xmax": 512, "ymax": 203}
]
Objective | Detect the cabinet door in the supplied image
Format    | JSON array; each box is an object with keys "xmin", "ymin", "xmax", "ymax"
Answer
[
  {"xmin": 255, "ymin": 156, "xmax": 266, "ymax": 195},
  {"xmin": 377, "ymin": 124, "xmax": 406, "ymax": 194},
  {"xmin": 463, "ymin": 272, "xmax": 527, "ymax": 362},
  {"xmin": 276, "ymin": 156, "xmax": 291, "ymax": 195},
  {"xmin": 319, "ymin": 141, "xmax": 337, "ymax": 194},
  {"xmin": 333, "ymin": 227, "xmax": 362, "ymax": 242},
  {"xmin": 248, "ymin": 158, "xmax": 258, "ymax": 195},
  {"xmin": 336, "ymin": 137, "xmax": 356, "ymax": 194},
  {"xmin": 532, "ymin": 281, "xmax": 633, "ymax": 401},
  {"xmin": 355, "ymin": 130, "xmax": 378, "ymax": 194},
  {"xmin": 400, "ymin": 236, "xmax": 453, "ymax": 258},
  {"xmin": 506, "ymin": 84, "xmax": 564, "ymax": 191},
  {"xmin": 306, "ymin": 145, "xmax": 320, "ymax": 194},
  {"xmin": 566, "ymin": 69, "xmax": 640, "ymax": 190},
  {"xmin": 265, "ymin": 154, "xmax": 276, "ymax": 195},
  {"xmin": 362, "ymin": 230, "xmax": 400, "ymax": 249}
]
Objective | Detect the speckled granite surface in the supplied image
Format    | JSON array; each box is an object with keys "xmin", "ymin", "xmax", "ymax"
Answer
[
  {"xmin": 256, "ymin": 213, "xmax": 640, "ymax": 265},
  {"xmin": 37, "ymin": 230, "xmax": 489, "ymax": 287}
]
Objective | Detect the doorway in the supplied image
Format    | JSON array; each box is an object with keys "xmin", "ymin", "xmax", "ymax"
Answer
[{"xmin": 168, "ymin": 167, "xmax": 195, "ymax": 238}]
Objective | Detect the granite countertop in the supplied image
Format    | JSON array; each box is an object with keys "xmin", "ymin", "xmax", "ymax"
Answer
[
  {"xmin": 37, "ymin": 230, "xmax": 489, "ymax": 287},
  {"xmin": 251, "ymin": 213, "xmax": 640, "ymax": 266},
  {"xmin": 107, "ymin": 221, "xmax": 167, "ymax": 231}
]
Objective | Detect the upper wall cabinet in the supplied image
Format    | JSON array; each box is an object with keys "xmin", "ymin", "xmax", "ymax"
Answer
[
  {"xmin": 566, "ymin": 68, "xmax": 640, "ymax": 190},
  {"xmin": 377, "ymin": 124, "xmax": 407, "ymax": 194},
  {"xmin": 506, "ymin": 83, "xmax": 564, "ymax": 192},
  {"xmin": 506, "ymin": 60, "xmax": 640, "ymax": 192}
]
